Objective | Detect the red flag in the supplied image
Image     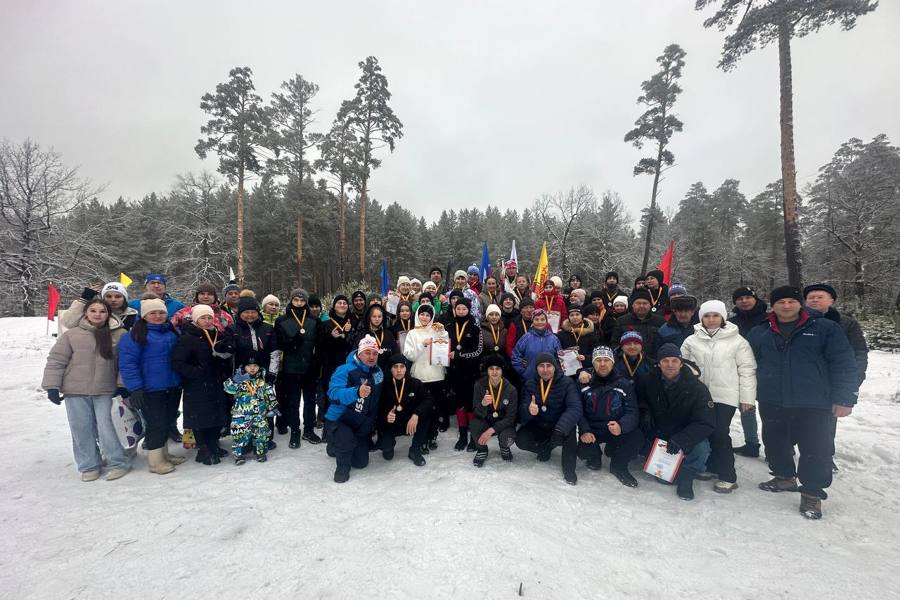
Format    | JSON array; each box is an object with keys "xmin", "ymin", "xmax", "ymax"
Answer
[
  {"xmin": 47, "ymin": 284, "xmax": 60, "ymax": 321},
  {"xmin": 657, "ymin": 241, "xmax": 675, "ymax": 286}
]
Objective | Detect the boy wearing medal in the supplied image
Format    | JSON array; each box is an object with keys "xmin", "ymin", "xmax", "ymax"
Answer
[
  {"xmin": 470, "ymin": 354, "xmax": 518, "ymax": 466},
  {"xmin": 377, "ymin": 354, "xmax": 433, "ymax": 466},
  {"xmin": 275, "ymin": 289, "xmax": 321, "ymax": 448},
  {"xmin": 517, "ymin": 352, "xmax": 583, "ymax": 485}
]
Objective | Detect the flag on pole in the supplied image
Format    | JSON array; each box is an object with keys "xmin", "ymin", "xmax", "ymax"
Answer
[
  {"xmin": 47, "ymin": 284, "xmax": 60, "ymax": 321},
  {"xmin": 508, "ymin": 240, "xmax": 518, "ymax": 267},
  {"xmin": 119, "ymin": 272, "xmax": 133, "ymax": 287},
  {"xmin": 228, "ymin": 267, "xmax": 236, "ymax": 282},
  {"xmin": 658, "ymin": 241, "xmax": 675, "ymax": 286},
  {"xmin": 531, "ymin": 242, "xmax": 550, "ymax": 294},
  {"xmin": 379, "ymin": 258, "xmax": 390, "ymax": 297},
  {"xmin": 480, "ymin": 241, "xmax": 491, "ymax": 282}
]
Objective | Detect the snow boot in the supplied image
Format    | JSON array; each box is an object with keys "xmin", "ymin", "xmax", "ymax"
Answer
[
  {"xmin": 473, "ymin": 448, "xmax": 488, "ymax": 467},
  {"xmin": 302, "ymin": 430, "xmax": 322, "ymax": 445},
  {"xmin": 162, "ymin": 445, "xmax": 186, "ymax": 465},
  {"xmin": 454, "ymin": 427, "xmax": 469, "ymax": 451},
  {"xmin": 759, "ymin": 476, "xmax": 799, "ymax": 493},
  {"xmin": 428, "ymin": 437, "xmax": 438, "ymax": 450},
  {"xmin": 234, "ymin": 455, "xmax": 246, "ymax": 466},
  {"xmin": 148, "ymin": 448, "xmax": 175, "ymax": 474},
  {"xmin": 289, "ymin": 431, "xmax": 301, "ymax": 449},
  {"xmin": 382, "ymin": 447, "xmax": 395, "ymax": 461},
  {"xmin": 105, "ymin": 468, "xmax": 130, "ymax": 481},
  {"xmin": 256, "ymin": 453, "xmax": 268, "ymax": 463},
  {"xmin": 586, "ymin": 456, "xmax": 603, "ymax": 471},
  {"xmin": 564, "ymin": 470, "xmax": 578, "ymax": 485},
  {"xmin": 676, "ymin": 469, "xmax": 696, "ymax": 501},
  {"xmin": 734, "ymin": 443, "xmax": 759, "ymax": 458},
  {"xmin": 420, "ymin": 442, "xmax": 430, "ymax": 455},
  {"xmin": 714, "ymin": 481, "xmax": 738, "ymax": 494},
  {"xmin": 500, "ymin": 446, "xmax": 513, "ymax": 462},
  {"xmin": 81, "ymin": 470, "xmax": 100, "ymax": 482},
  {"xmin": 466, "ymin": 438, "xmax": 476, "ymax": 452},
  {"xmin": 536, "ymin": 444, "xmax": 552, "ymax": 462},
  {"xmin": 334, "ymin": 465, "xmax": 351, "ymax": 483},
  {"xmin": 611, "ymin": 467, "xmax": 638, "ymax": 488},
  {"xmin": 195, "ymin": 446, "xmax": 213, "ymax": 465},
  {"xmin": 408, "ymin": 447, "xmax": 426, "ymax": 467},
  {"xmin": 800, "ymin": 493, "xmax": 823, "ymax": 520}
]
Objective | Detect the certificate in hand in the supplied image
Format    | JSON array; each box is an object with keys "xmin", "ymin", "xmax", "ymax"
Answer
[
  {"xmin": 385, "ymin": 291, "xmax": 400, "ymax": 315},
  {"xmin": 559, "ymin": 348, "xmax": 581, "ymax": 376},
  {"xmin": 547, "ymin": 310, "xmax": 561, "ymax": 333},
  {"xmin": 642, "ymin": 438, "xmax": 685, "ymax": 483},
  {"xmin": 429, "ymin": 331, "xmax": 451, "ymax": 367}
]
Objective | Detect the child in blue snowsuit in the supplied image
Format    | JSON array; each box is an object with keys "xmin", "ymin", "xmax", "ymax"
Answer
[{"xmin": 223, "ymin": 358, "xmax": 278, "ymax": 464}]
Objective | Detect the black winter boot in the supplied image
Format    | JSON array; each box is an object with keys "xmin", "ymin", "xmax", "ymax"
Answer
[
  {"xmin": 676, "ymin": 469, "xmax": 696, "ymax": 501},
  {"xmin": 454, "ymin": 427, "xmax": 469, "ymax": 451},
  {"xmin": 611, "ymin": 467, "xmax": 638, "ymax": 488},
  {"xmin": 500, "ymin": 446, "xmax": 513, "ymax": 462},
  {"xmin": 195, "ymin": 446, "xmax": 213, "ymax": 466},
  {"xmin": 334, "ymin": 464, "xmax": 350, "ymax": 483},
  {"xmin": 289, "ymin": 431, "xmax": 301, "ymax": 449},
  {"xmin": 473, "ymin": 448, "xmax": 488, "ymax": 467},
  {"xmin": 408, "ymin": 447, "xmax": 426, "ymax": 467}
]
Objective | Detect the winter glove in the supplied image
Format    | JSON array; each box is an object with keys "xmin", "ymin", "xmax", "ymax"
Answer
[
  {"xmin": 127, "ymin": 390, "xmax": 144, "ymax": 411},
  {"xmin": 666, "ymin": 439, "xmax": 682, "ymax": 455},
  {"xmin": 80, "ymin": 287, "xmax": 99, "ymax": 301},
  {"xmin": 47, "ymin": 389, "xmax": 63, "ymax": 405},
  {"xmin": 116, "ymin": 387, "xmax": 130, "ymax": 399},
  {"xmin": 232, "ymin": 370, "xmax": 250, "ymax": 383},
  {"xmin": 550, "ymin": 429, "xmax": 566, "ymax": 448}
]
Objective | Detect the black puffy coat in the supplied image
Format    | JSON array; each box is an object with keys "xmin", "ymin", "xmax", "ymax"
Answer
[
  {"xmin": 275, "ymin": 306, "xmax": 318, "ymax": 375},
  {"xmin": 170, "ymin": 323, "xmax": 233, "ymax": 429},
  {"xmin": 519, "ymin": 363, "xmax": 583, "ymax": 435},
  {"xmin": 635, "ymin": 364, "xmax": 715, "ymax": 452},
  {"xmin": 377, "ymin": 375, "xmax": 433, "ymax": 435}
]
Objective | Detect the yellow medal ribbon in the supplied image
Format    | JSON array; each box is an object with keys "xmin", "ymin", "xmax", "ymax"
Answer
[
  {"xmin": 623, "ymin": 354, "xmax": 643, "ymax": 378},
  {"xmin": 573, "ymin": 324, "xmax": 584, "ymax": 344},
  {"xmin": 648, "ymin": 287, "xmax": 662, "ymax": 307},
  {"xmin": 454, "ymin": 321, "xmax": 469, "ymax": 346},
  {"xmin": 291, "ymin": 308, "xmax": 307, "ymax": 331},
  {"xmin": 202, "ymin": 328, "xmax": 218, "ymax": 350},
  {"xmin": 488, "ymin": 379, "xmax": 504, "ymax": 411},
  {"xmin": 394, "ymin": 378, "xmax": 406, "ymax": 408},
  {"xmin": 539, "ymin": 378, "xmax": 552, "ymax": 407},
  {"xmin": 489, "ymin": 323, "xmax": 500, "ymax": 347}
]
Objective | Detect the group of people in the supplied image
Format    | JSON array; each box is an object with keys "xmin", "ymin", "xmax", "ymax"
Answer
[{"xmin": 41, "ymin": 259, "xmax": 867, "ymax": 520}]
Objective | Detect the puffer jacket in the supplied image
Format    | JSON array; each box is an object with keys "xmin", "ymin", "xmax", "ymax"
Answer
[
  {"xmin": 577, "ymin": 371, "xmax": 639, "ymax": 435},
  {"xmin": 535, "ymin": 290, "xmax": 568, "ymax": 331},
  {"xmin": 680, "ymin": 323, "xmax": 757, "ymax": 408},
  {"xmin": 511, "ymin": 327, "xmax": 562, "ymax": 381},
  {"xmin": 635, "ymin": 364, "xmax": 715, "ymax": 452},
  {"xmin": 519, "ymin": 361, "xmax": 582, "ymax": 434},
  {"xmin": 402, "ymin": 306, "xmax": 447, "ymax": 383},
  {"xmin": 117, "ymin": 322, "xmax": 181, "ymax": 392},
  {"xmin": 42, "ymin": 315, "xmax": 126, "ymax": 395}
]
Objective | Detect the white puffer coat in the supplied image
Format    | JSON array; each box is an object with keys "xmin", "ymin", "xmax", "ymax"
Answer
[
  {"xmin": 681, "ymin": 322, "xmax": 757, "ymax": 408},
  {"xmin": 402, "ymin": 306, "xmax": 447, "ymax": 383}
]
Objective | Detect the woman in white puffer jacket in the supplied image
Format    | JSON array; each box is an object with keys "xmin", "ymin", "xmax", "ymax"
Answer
[
  {"xmin": 403, "ymin": 304, "xmax": 449, "ymax": 451},
  {"xmin": 681, "ymin": 299, "xmax": 757, "ymax": 494}
]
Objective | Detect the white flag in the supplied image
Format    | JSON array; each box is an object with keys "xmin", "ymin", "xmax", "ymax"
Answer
[
  {"xmin": 228, "ymin": 267, "xmax": 236, "ymax": 282},
  {"xmin": 509, "ymin": 240, "xmax": 518, "ymax": 265}
]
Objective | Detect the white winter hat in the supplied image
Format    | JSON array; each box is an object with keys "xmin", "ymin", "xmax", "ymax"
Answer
[
  {"xmin": 550, "ymin": 276, "xmax": 563, "ymax": 289},
  {"xmin": 101, "ymin": 282, "xmax": 128, "ymax": 301},
  {"xmin": 454, "ymin": 270, "xmax": 467, "ymax": 279},
  {"xmin": 613, "ymin": 295, "xmax": 629, "ymax": 308},
  {"xmin": 410, "ymin": 278, "xmax": 422, "ymax": 287},
  {"xmin": 191, "ymin": 304, "xmax": 214, "ymax": 322},
  {"xmin": 699, "ymin": 300, "xmax": 728, "ymax": 324},
  {"xmin": 261, "ymin": 294, "xmax": 281, "ymax": 308},
  {"xmin": 485, "ymin": 304, "xmax": 501, "ymax": 317},
  {"xmin": 397, "ymin": 276, "xmax": 411, "ymax": 287},
  {"xmin": 422, "ymin": 281, "xmax": 437, "ymax": 292}
]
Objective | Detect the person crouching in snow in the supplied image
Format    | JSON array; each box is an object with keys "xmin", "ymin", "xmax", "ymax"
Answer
[
  {"xmin": 377, "ymin": 354, "xmax": 433, "ymax": 467},
  {"xmin": 470, "ymin": 354, "xmax": 518, "ymax": 467},
  {"xmin": 223, "ymin": 356, "xmax": 278, "ymax": 465},
  {"xmin": 576, "ymin": 346, "xmax": 643, "ymax": 488},
  {"xmin": 325, "ymin": 335, "xmax": 384, "ymax": 483},
  {"xmin": 517, "ymin": 352, "xmax": 583, "ymax": 485}
]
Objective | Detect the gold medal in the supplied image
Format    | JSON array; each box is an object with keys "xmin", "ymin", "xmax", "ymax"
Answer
[
  {"xmin": 492, "ymin": 411, "xmax": 499, "ymax": 418},
  {"xmin": 395, "ymin": 405, "xmax": 403, "ymax": 412}
]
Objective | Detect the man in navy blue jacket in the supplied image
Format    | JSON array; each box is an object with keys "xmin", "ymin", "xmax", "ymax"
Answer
[
  {"xmin": 748, "ymin": 286, "xmax": 858, "ymax": 520},
  {"xmin": 517, "ymin": 352, "xmax": 583, "ymax": 485}
]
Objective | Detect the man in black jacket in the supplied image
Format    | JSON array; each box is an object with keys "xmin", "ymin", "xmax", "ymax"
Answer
[
  {"xmin": 611, "ymin": 289, "xmax": 666, "ymax": 356},
  {"xmin": 804, "ymin": 283, "xmax": 869, "ymax": 473},
  {"xmin": 517, "ymin": 353, "xmax": 583, "ymax": 485},
  {"xmin": 377, "ymin": 354, "xmax": 432, "ymax": 467},
  {"xmin": 729, "ymin": 286, "xmax": 769, "ymax": 458},
  {"xmin": 636, "ymin": 343, "xmax": 716, "ymax": 501}
]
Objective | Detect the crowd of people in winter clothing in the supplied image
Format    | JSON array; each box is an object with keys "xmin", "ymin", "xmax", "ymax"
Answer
[{"xmin": 41, "ymin": 261, "xmax": 868, "ymax": 520}]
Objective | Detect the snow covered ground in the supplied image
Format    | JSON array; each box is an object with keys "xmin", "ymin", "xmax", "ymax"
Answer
[{"xmin": 2, "ymin": 316, "xmax": 899, "ymax": 599}]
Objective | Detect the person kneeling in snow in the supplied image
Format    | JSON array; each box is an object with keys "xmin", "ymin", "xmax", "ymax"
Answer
[
  {"xmin": 223, "ymin": 356, "xmax": 278, "ymax": 465},
  {"xmin": 377, "ymin": 354, "xmax": 433, "ymax": 467},
  {"xmin": 635, "ymin": 343, "xmax": 715, "ymax": 501},
  {"xmin": 325, "ymin": 335, "xmax": 384, "ymax": 483},
  {"xmin": 576, "ymin": 346, "xmax": 643, "ymax": 488},
  {"xmin": 517, "ymin": 352, "xmax": 582, "ymax": 485},
  {"xmin": 470, "ymin": 354, "xmax": 518, "ymax": 467}
]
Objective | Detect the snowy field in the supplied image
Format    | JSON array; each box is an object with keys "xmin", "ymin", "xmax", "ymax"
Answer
[{"xmin": 2, "ymin": 316, "xmax": 899, "ymax": 600}]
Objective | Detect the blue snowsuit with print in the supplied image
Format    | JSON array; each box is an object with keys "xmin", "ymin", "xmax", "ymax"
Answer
[{"xmin": 223, "ymin": 369, "xmax": 277, "ymax": 457}]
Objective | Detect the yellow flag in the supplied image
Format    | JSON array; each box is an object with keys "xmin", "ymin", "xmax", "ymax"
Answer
[
  {"xmin": 531, "ymin": 242, "xmax": 549, "ymax": 294},
  {"xmin": 119, "ymin": 272, "xmax": 133, "ymax": 287}
]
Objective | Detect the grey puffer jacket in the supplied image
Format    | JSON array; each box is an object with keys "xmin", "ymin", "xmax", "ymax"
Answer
[{"xmin": 42, "ymin": 315, "xmax": 125, "ymax": 396}]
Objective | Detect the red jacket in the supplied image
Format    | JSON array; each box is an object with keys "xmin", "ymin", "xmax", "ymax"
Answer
[{"xmin": 534, "ymin": 291, "xmax": 567, "ymax": 332}]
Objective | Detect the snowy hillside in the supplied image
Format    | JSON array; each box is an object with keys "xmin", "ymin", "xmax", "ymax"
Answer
[{"xmin": 2, "ymin": 317, "xmax": 899, "ymax": 599}]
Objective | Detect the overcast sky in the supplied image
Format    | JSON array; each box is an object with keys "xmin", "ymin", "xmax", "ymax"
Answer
[{"xmin": 2, "ymin": 1, "xmax": 898, "ymax": 224}]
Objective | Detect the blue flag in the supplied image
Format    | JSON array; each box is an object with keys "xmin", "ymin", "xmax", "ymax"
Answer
[
  {"xmin": 380, "ymin": 258, "xmax": 389, "ymax": 296},
  {"xmin": 480, "ymin": 241, "xmax": 491, "ymax": 282}
]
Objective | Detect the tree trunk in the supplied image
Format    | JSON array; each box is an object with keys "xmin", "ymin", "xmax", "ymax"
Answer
[
  {"xmin": 359, "ymin": 183, "xmax": 368, "ymax": 280},
  {"xmin": 296, "ymin": 215, "xmax": 304, "ymax": 286},
  {"xmin": 236, "ymin": 166, "xmax": 245, "ymax": 287},
  {"xmin": 641, "ymin": 141, "xmax": 665, "ymax": 274},
  {"xmin": 339, "ymin": 186, "xmax": 347, "ymax": 283},
  {"xmin": 778, "ymin": 22, "xmax": 803, "ymax": 287}
]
